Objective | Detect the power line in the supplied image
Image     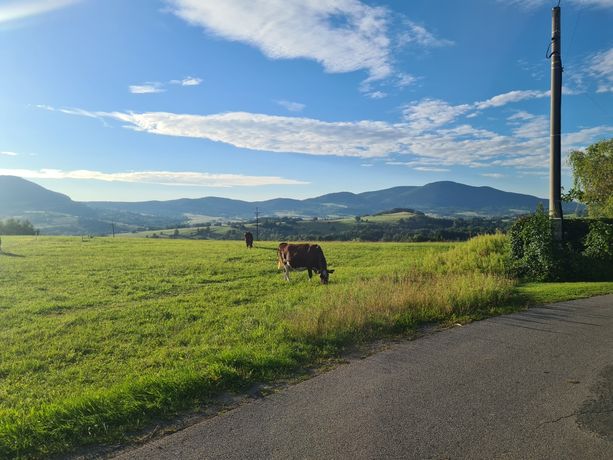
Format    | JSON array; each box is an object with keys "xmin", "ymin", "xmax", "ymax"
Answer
[
  {"xmin": 255, "ymin": 207, "xmax": 259, "ymax": 240},
  {"xmin": 564, "ymin": 1, "xmax": 585, "ymax": 63}
]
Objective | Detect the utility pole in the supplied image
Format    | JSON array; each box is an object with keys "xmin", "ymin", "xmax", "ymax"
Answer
[
  {"xmin": 548, "ymin": 3, "xmax": 563, "ymax": 239},
  {"xmin": 255, "ymin": 207, "xmax": 259, "ymax": 241}
]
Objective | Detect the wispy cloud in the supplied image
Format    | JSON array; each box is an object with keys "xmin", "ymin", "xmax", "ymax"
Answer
[
  {"xmin": 474, "ymin": 90, "xmax": 549, "ymax": 110},
  {"xmin": 0, "ymin": 0, "xmax": 80, "ymax": 24},
  {"xmin": 276, "ymin": 100, "xmax": 306, "ymax": 112},
  {"xmin": 481, "ymin": 173, "xmax": 504, "ymax": 178},
  {"xmin": 588, "ymin": 47, "xmax": 613, "ymax": 93},
  {"xmin": 396, "ymin": 73, "xmax": 418, "ymax": 88},
  {"xmin": 398, "ymin": 20, "xmax": 454, "ymax": 48},
  {"xmin": 170, "ymin": 76, "xmax": 203, "ymax": 86},
  {"xmin": 0, "ymin": 168, "xmax": 308, "ymax": 187},
  {"xmin": 414, "ymin": 167, "xmax": 450, "ymax": 172},
  {"xmin": 402, "ymin": 99, "xmax": 472, "ymax": 131},
  {"xmin": 167, "ymin": 1, "xmax": 451, "ymax": 99},
  {"xmin": 404, "ymin": 88, "xmax": 554, "ymax": 131},
  {"xmin": 367, "ymin": 91, "xmax": 387, "ymax": 99},
  {"xmin": 0, "ymin": 151, "xmax": 19, "ymax": 156},
  {"xmin": 43, "ymin": 84, "xmax": 613, "ymax": 171},
  {"xmin": 131, "ymin": 76, "xmax": 203, "ymax": 94},
  {"xmin": 168, "ymin": 0, "xmax": 393, "ymax": 83},
  {"xmin": 129, "ymin": 82, "xmax": 165, "ymax": 94}
]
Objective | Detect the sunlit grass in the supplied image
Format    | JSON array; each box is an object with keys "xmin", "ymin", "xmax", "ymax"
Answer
[{"xmin": 0, "ymin": 235, "xmax": 610, "ymax": 458}]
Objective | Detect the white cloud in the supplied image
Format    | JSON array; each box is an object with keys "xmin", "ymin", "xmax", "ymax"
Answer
[
  {"xmin": 398, "ymin": 20, "xmax": 454, "ymax": 48},
  {"xmin": 511, "ymin": 114, "xmax": 549, "ymax": 139},
  {"xmin": 481, "ymin": 173, "xmax": 504, "ymax": 179},
  {"xmin": 104, "ymin": 110, "xmax": 408, "ymax": 158},
  {"xmin": 367, "ymin": 91, "xmax": 387, "ymax": 99},
  {"xmin": 402, "ymin": 99, "xmax": 471, "ymax": 131},
  {"xmin": 167, "ymin": 0, "xmax": 392, "ymax": 82},
  {"xmin": 0, "ymin": 168, "xmax": 308, "ymax": 187},
  {"xmin": 129, "ymin": 82, "xmax": 165, "ymax": 94},
  {"xmin": 474, "ymin": 90, "xmax": 549, "ymax": 110},
  {"xmin": 507, "ymin": 111, "xmax": 536, "ymax": 121},
  {"xmin": 130, "ymin": 77, "xmax": 203, "ymax": 94},
  {"xmin": 171, "ymin": 76, "xmax": 203, "ymax": 86},
  {"xmin": 45, "ymin": 86, "xmax": 613, "ymax": 171},
  {"xmin": 403, "ymin": 89, "xmax": 552, "ymax": 132},
  {"xmin": 396, "ymin": 73, "xmax": 418, "ymax": 88},
  {"xmin": 179, "ymin": 76, "xmax": 202, "ymax": 86},
  {"xmin": 588, "ymin": 47, "xmax": 613, "ymax": 93},
  {"xmin": 0, "ymin": 151, "xmax": 19, "ymax": 156},
  {"xmin": 414, "ymin": 167, "xmax": 450, "ymax": 172},
  {"xmin": 0, "ymin": 0, "xmax": 80, "ymax": 24},
  {"xmin": 276, "ymin": 100, "xmax": 306, "ymax": 112}
]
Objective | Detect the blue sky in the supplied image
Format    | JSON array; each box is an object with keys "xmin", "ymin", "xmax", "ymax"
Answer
[{"xmin": 0, "ymin": 0, "xmax": 612, "ymax": 202}]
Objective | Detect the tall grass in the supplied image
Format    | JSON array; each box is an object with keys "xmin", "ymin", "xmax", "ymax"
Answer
[
  {"xmin": 289, "ymin": 235, "xmax": 514, "ymax": 342},
  {"xmin": 421, "ymin": 232, "xmax": 510, "ymax": 275},
  {"xmin": 289, "ymin": 271, "xmax": 514, "ymax": 342}
]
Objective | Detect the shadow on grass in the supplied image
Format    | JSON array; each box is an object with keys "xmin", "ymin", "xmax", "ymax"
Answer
[{"xmin": 0, "ymin": 251, "xmax": 25, "ymax": 258}]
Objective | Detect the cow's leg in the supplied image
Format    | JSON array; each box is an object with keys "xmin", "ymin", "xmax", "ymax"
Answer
[
  {"xmin": 307, "ymin": 268, "xmax": 313, "ymax": 280},
  {"xmin": 283, "ymin": 263, "xmax": 291, "ymax": 282}
]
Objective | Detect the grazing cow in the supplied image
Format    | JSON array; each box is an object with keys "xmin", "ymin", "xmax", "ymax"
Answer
[
  {"xmin": 277, "ymin": 243, "xmax": 334, "ymax": 284},
  {"xmin": 244, "ymin": 232, "xmax": 254, "ymax": 248}
]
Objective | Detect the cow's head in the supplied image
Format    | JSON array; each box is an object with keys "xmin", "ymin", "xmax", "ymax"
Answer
[{"xmin": 319, "ymin": 269, "xmax": 335, "ymax": 284}]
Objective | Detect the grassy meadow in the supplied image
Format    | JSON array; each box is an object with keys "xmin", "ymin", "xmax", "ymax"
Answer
[{"xmin": 0, "ymin": 235, "xmax": 612, "ymax": 458}]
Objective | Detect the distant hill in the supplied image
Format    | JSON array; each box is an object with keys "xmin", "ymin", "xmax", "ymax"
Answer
[
  {"xmin": 0, "ymin": 176, "xmax": 180, "ymax": 235},
  {"xmin": 0, "ymin": 175, "xmax": 581, "ymax": 235},
  {"xmin": 87, "ymin": 180, "xmax": 561, "ymax": 219},
  {"xmin": 0, "ymin": 175, "xmax": 93, "ymax": 217}
]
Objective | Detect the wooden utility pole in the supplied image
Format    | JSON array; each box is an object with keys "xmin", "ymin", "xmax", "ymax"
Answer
[
  {"xmin": 549, "ymin": 3, "xmax": 563, "ymax": 238},
  {"xmin": 255, "ymin": 207, "xmax": 259, "ymax": 240}
]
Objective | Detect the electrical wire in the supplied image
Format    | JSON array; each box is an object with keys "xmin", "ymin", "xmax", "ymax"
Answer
[{"xmin": 565, "ymin": 2, "xmax": 585, "ymax": 64}]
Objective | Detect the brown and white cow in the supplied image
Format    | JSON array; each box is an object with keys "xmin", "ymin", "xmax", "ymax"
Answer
[{"xmin": 277, "ymin": 243, "xmax": 334, "ymax": 284}]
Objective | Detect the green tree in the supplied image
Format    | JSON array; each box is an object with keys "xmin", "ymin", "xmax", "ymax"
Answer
[
  {"xmin": 565, "ymin": 138, "xmax": 613, "ymax": 217},
  {"xmin": 0, "ymin": 218, "xmax": 36, "ymax": 235}
]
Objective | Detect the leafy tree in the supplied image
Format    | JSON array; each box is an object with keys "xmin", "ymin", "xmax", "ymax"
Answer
[
  {"xmin": 565, "ymin": 138, "xmax": 613, "ymax": 217},
  {"xmin": 0, "ymin": 218, "xmax": 36, "ymax": 235}
]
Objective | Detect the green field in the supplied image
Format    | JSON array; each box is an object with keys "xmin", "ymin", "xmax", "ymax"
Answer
[
  {"xmin": 118, "ymin": 211, "xmax": 425, "ymax": 239},
  {"xmin": 1, "ymin": 235, "xmax": 612, "ymax": 458}
]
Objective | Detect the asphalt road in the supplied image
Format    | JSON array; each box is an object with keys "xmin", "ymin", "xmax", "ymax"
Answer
[{"xmin": 115, "ymin": 295, "xmax": 613, "ymax": 459}]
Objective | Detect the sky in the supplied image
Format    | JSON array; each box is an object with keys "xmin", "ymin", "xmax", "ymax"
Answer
[{"xmin": 0, "ymin": 0, "xmax": 612, "ymax": 202}]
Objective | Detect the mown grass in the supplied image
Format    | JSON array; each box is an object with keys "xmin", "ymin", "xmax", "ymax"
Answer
[{"xmin": 0, "ymin": 235, "xmax": 611, "ymax": 458}]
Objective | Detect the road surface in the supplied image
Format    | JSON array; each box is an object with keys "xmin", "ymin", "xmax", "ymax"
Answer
[{"xmin": 114, "ymin": 294, "xmax": 613, "ymax": 459}]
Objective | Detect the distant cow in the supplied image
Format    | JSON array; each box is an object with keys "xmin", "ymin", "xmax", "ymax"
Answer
[
  {"xmin": 244, "ymin": 232, "xmax": 254, "ymax": 248},
  {"xmin": 277, "ymin": 243, "xmax": 334, "ymax": 284}
]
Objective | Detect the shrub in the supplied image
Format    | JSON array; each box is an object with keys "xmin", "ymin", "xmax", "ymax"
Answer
[
  {"xmin": 509, "ymin": 209, "xmax": 613, "ymax": 281},
  {"xmin": 508, "ymin": 207, "xmax": 563, "ymax": 281},
  {"xmin": 580, "ymin": 221, "xmax": 613, "ymax": 280},
  {"xmin": 584, "ymin": 221, "xmax": 613, "ymax": 259}
]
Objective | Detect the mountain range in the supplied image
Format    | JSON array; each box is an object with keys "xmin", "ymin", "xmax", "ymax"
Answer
[{"xmin": 0, "ymin": 175, "xmax": 577, "ymax": 235}]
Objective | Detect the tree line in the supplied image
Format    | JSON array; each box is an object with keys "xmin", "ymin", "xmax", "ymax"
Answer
[{"xmin": 0, "ymin": 218, "xmax": 37, "ymax": 235}]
